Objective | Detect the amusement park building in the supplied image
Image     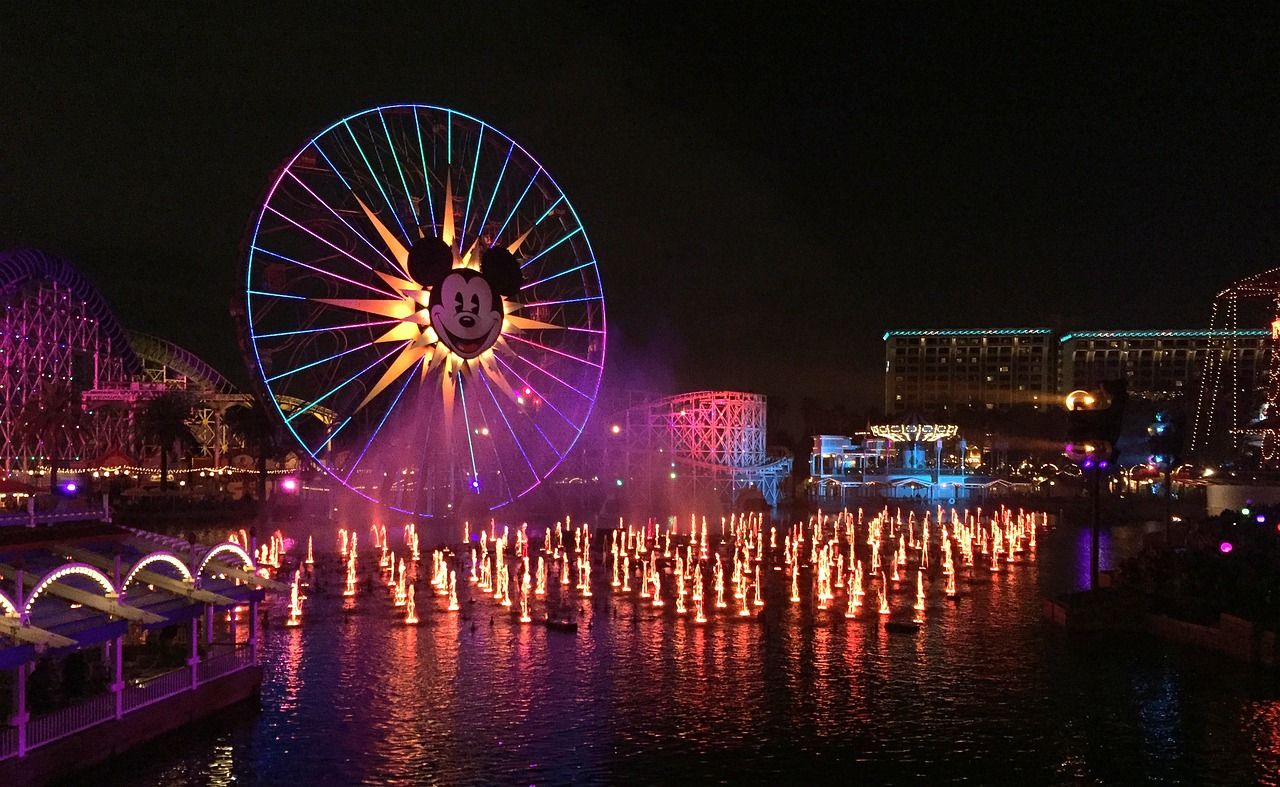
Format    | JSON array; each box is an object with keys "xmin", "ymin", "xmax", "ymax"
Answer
[
  {"xmin": 583, "ymin": 390, "xmax": 793, "ymax": 509},
  {"xmin": 885, "ymin": 328, "xmax": 1268, "ymax": 414},
  {"xmin": 0, "ymin": 248, "xmax": 325, "ymax": 481}
]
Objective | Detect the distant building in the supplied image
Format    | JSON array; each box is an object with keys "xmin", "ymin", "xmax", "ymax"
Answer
[
  {"xmin": 1058, "ymin": 329, "xmax": 1268, "ymax": 402},
  {"xmin": 884, "ymin": 329, "xmax": 1056, "ymax": 414},
  {"xmin": 884, "ymin": 327, "xmax": 1270, "ymax": 414}
]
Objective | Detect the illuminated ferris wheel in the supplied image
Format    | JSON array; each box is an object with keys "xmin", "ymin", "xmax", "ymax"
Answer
[{"xmin": 240, "ymin": 105, "xmax": 605, "ymax": 516}]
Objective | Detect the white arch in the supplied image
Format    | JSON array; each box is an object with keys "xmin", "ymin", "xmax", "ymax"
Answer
[
  {"xmin": 24, "ymin": 563, "xmax": 117, "ymax": 615},
  {"xmin": 197, "ymin": 542, "xmax": 255, "ymax": 577},
  {"xmin": 0, "ymin": 589, "xmax": 18, "ymax": 618},
  {"xmin": 122, "ymin": 551, "xmax": 193, "ymax": 589}
]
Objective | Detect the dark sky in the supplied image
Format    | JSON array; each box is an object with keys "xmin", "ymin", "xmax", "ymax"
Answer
[{"xmin": 3, "ymin": 4, "xmax": 1277, "ymax": 411}]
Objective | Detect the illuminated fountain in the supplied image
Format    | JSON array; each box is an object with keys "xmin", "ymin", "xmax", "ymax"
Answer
[
  {"xmin": 753, "ymin": 566, "xmax": 764, "ymax": 607},
  {"xmin": 519, "ymin": 570, "xmax": 532, "ymax": 623},
  {"xmin": 305, "ymin": 535, "xmax": 314, "ymax": 568},
  {"xmin": 404, "ymin": 585, "xmax": 420, "ymax": 625},
  {"xmin": 286, "ymin": 570, "xmax": 303, "ymax": 627},
  {"xmin": 878, "ymin": 572, "xmax": 890, "ymax": 615},
  {"xmin": 393, "ymin": 565, "xmax": 407, "ymax": 607},
  {"xmin": 714, "ymin": 558, "xmax": 728, "ymax": 608},
  {"xmin": 343, "ymin": 548, "xmax": 357, "ymax": 598},
  {"xmin": 535, "ymin": 556, "xmax": 547, "ymax": 596},
  {"xmin": 447, "ymin": 570, "xmax": 459, "ymax": 612}
]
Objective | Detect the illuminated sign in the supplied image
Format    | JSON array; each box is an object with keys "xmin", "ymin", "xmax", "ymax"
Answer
[{"xmin": 868, "ymin": 423, "xmax": 958, "ymax": 442}]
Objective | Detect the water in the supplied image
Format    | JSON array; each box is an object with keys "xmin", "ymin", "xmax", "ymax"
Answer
[{"xmin": 79, "ymin": 520, "xmax": 1280, "ymax": 785}]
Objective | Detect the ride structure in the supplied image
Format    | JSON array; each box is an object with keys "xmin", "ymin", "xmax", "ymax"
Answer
[
  {"xmin": 239, "ymin": 105, "xmax": 606, "ymax": 517},
  {"xmin": 1191, "ymin": 268, "xmax": 1280, "ymax": 466}
]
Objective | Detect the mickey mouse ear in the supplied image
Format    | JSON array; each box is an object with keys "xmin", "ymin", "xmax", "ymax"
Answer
[
  {"xmin": 480, "ymin": 247, "xmax": 522, "ymax": 297},
  {"xmin": 407, "ymin": 236, "xmax": 454, "ymax": 287}
]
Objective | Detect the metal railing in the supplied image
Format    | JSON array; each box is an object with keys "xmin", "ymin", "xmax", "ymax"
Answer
[
  {"xmin": 122, "ymin": 667, "xmax": 191, "ymax": 713},
  {"xmin": 197, "ymin": 645, "xmax": 254, "ymax": 684},
  {"xmin": 0, "ymin": 645, "xmax": 257, "ymax": 762},
  {"xmin": 0, "ymin": 726, "xmax": 16, "ymax": 761},
  {"xmin": 25, "ymin": 692, "xmax": 115, "ymax": 749}
]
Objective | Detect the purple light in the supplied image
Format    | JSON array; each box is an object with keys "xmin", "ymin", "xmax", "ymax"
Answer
[
  {"xmin": 1220, "ymin": 541, "xmax": 1234, "ymax": 554},
  {"xmin": 62, "ymin": 482, "xmax": 77, "ymax": 494},
  {"xmin": 280, "ymin": 477, "xmax": 299, "ymax": 492},
  {"xmin": 1256, "ymin": 514, "xmax": 1267, "ymax": 524},
  {"xmin": 470, "ymin": 479, "xmax": 480, "ymax": 490}
]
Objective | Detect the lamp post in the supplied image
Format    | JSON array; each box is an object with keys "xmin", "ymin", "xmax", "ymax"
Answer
[{"xmin": 1065, "ymin": 381, "xmax": 1127, "ymax": 591}]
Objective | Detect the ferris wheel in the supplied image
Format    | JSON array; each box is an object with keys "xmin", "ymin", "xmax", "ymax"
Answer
[{"xmin": 240, "ymin": 105, "xmax": 605, "ymax": 516}]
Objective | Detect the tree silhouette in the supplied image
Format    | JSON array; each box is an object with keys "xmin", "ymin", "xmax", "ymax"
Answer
[
  {"xmin": 224, "ymin": 398, "xmax": 283, "ymax": 504},
  {"xmin": 17, "ymin": 382, "xmax": 83, "ymax": 495},
  {"xmin": 137, "ymin": 390, "xmax": 199, "ymax": 492}
]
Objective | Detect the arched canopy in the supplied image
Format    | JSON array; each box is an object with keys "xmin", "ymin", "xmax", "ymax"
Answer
[
  {"xmin": 0, "ymin": 247, "xmax": 143, "ymax": 377},
  {"xmin": 24, "ymin": 562, "xmax": 116, "ymax": 615},
  {"xmin": 197, "ymin": 542, "xmax": 255, "ymax": 577},
  {"xmin": 0, "ymin": 589, "xmax": 18, "ymax": 617},
  {"xmin": 123, "ymin": 551, "xmax": 193, "ymax": 588}
]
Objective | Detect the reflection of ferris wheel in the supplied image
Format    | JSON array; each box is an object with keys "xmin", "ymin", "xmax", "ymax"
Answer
[{"xmin": 240, "ymin": 105, "xmax": 606, "ymax": 516}]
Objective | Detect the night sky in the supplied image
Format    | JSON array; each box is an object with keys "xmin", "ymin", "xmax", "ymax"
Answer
[{"xmin": 3, "ymin": 5, "xmax": 1277, "ymax": 413}]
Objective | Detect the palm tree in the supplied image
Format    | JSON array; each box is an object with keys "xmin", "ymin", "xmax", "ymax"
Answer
[
  {"xmin": 224, "ymin": 398, "xmax": 281, "ymax": 504},
  {"xmin": 137, "ymin": 390, "xmax": 199, "ymax": 492},
  {"xmin": 16, "ymin": 382, "xmax": 84, "ymax": 495}
]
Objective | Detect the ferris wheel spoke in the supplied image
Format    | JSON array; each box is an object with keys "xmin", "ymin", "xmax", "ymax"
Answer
[
  {"xmin": 343, "ymin": 120, "xmax": 412, "ymax": 244},
  {"xmin": 535, "ymin": 195, "xmax": 565, "ymax": 225},
  {"xmin": 285, "ymin": 340, "xmax": 410, "ymax": 423},
  {"xmin": 342, "ymin": 356, "xmax": 422, "ymax": 483},
  {"xmin": 252, "ymin": 247, "xmax": 399, "ymax": 299},
  {"xmin": 458, "ymin": 125, "xmax": 485, "ymax": 252},
  {"xmin": 457, "ymin": 371, "xmax": 482, "ymax": 493},
  {"xmin": 503, "ymin": 334, "xmax": 602, "ymax": 370},
  {"xmin": 264, "ymin": 205, "xmax": 392, "ymax": 280},
  {"xmin": 248, "ymin": 289, "xmax": 307, "ymax": 301},
  {"xmin": 492, "ymin": 354, "xmax": 579, "ymax": 436},
  {"xmin": 491, "ymin": 167, "xmax": 543, "ymax": 246},
  {"xmin": 512, "ymin": 295, "xmax": 602, "ymax": 309},
  {"xmin": 519, "ymin": 260, "xmax": 597, "ymax": 291},
  {"xmin": 475, "ymin": 143, "xmax": 514, "ymax": 245},
  {"xmin": 480, "ymin": 370, "xmax": 540, "ymax": 488},
  {"xmin": 318, "ymin": 416, "xmax": 353, "ymax": 453},
  {"xmin": 254, "ymin": 318, "xmax": 400, "ymax": 340},
  {"xmin": 413, "ymin": 110, "xmax": 437, "ymax": 234},
  {"xmin": 378, "ymin": 109, "xmax": 419, "ymax": 226},
  {"xmin": 266, "ymin": 341, "xmax": 375, "ymax": 383},
  {"xmin": 504, "ymin": 347, "xmax": 595, "ymax": 401},
  {"xmin": 285, "ymin": 169, "xmax": 399, "ymax": 274},
  {"xmin": 520, "ymin": 226, "xmax": 583, "ymax": 270}
]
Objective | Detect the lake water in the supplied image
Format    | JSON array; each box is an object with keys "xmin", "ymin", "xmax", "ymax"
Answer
[{"xmin": 79, "ymin": 516, "xmax": 1280, "ymax": 785}]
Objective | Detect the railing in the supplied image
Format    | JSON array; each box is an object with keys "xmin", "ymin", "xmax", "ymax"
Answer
[
  {"xmin": 197, "ymin": 645, "xmax": 254, "ymax": 684},
  {"xmin": 0, "ymin": 506, "xmax": 109, "ymax": 527},
  {"xmin": 122, "ymin": 667, "xmax": 192, "ymax": 713},
  {"xmin": 25, "ymin": 692, "xmax": 115, "ymax": 749},
  {"xmin": 0, "ymin": 646, "xmax": 257, "ymax": 762},
  {"xmin": 0, "ymin": 725, "xmax": 16, "ymax": 761}
]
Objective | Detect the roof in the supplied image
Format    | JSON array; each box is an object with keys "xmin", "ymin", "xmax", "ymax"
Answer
[
  {"xmin": 1060, "ymin": 329, "xmax": 1268, "ymax": 341},
  {"xmin": 883, "ymin": 328, "xmax": 1052, "ymax": 341}
]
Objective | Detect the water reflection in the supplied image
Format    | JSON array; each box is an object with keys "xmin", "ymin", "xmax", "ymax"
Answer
[{"xmin": 82, "ymin": 515, "xmax": 1280, "ymax": 786}]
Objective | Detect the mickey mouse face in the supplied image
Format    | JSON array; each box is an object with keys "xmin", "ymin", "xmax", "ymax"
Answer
[
  {"xmin": 409, "ymin": 237, "xmax": 522, "ymax": 361},
  {"xmin": 430, "ymin": 269, "xmax": 503, "ymax": 358}
]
